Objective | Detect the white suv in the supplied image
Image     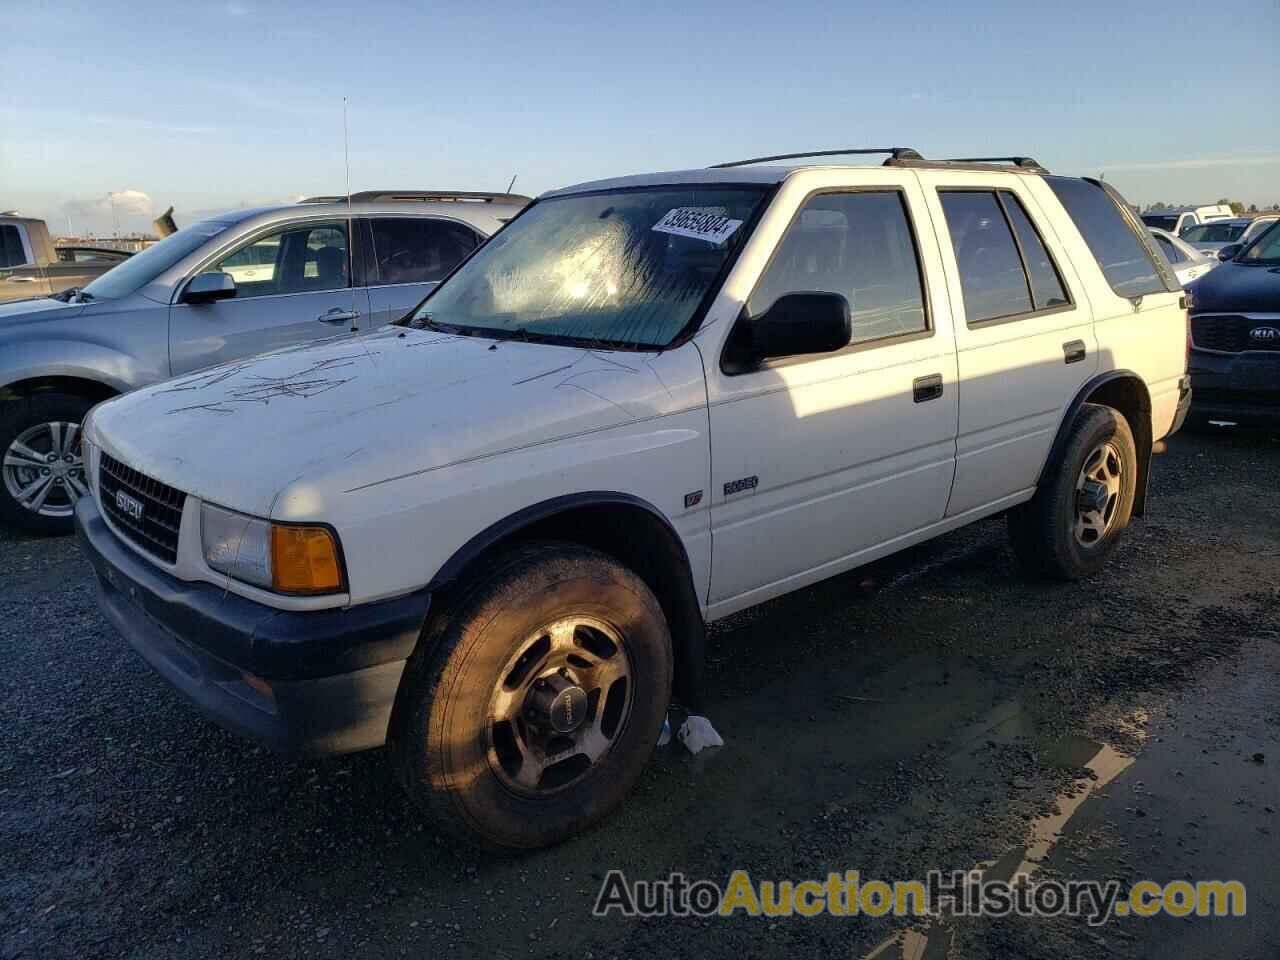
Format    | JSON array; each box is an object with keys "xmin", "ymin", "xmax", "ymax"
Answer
[{"xmin": 76, "ymin": 149, "xmax": 1191, "ymax": 850}]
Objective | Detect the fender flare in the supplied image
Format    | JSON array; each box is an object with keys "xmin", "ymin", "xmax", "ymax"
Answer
[
  {"xmin": 427, "ymin": 491, "xmax": 708, "ymax": 712},
  {"xmin": 1038, "ymin": 369, "xmax": 1153, "ymax": 516}
]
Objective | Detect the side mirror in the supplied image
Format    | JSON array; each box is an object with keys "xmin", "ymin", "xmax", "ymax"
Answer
[
  {"xmin": 727, "ymin": 292, "xmax": 852, "ymax": 371},
  {"xmin": 182, "ymin": 271, "xmax": 236, "ymax": 304},
  {"xmin": 1217, "ymin": 244, "xmax": 1243, "ymax": 261}
]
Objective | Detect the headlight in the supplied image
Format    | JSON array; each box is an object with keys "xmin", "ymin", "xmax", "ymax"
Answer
[{"xmin": 201, "ymin": 503, "xmax": 344, "ymax": 594}]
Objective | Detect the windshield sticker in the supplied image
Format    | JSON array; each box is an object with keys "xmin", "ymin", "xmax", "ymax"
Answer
[{"xmin": 652, "ymin": 207, "xmax": 743, "ymax": 245}]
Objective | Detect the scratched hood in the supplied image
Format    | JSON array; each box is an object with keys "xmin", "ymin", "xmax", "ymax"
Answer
[{"xmin": 88, "ymin": 325, "xmax": 688, "ymax": 518}]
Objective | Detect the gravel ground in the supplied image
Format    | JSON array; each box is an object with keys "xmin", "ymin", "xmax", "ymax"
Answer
[{"xmin": 1, "ymin": 427, "xmax": 1277, "ymax": 959}]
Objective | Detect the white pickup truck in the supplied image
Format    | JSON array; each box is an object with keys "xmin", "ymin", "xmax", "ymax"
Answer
[{"xmin": 76, "ymin": 149, "xmax": 1191, "ymax": 850}]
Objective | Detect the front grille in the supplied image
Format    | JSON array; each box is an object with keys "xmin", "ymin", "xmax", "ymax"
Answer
[
  {"xmin": 1192, "ymin": 314, "xmax": 1280, "ymax": 353},
  {"xmin": 98, "ymin": 454, "xmax": 186, "ymax": 564}
]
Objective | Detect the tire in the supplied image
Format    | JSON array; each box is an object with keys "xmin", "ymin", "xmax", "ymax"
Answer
[
  {"xmin": 0, "ymin": 392, "xmax": 95, "ymax": 536},
  {"xmin": 392, "ymin": 541, "xmax": 673, "ymax": 851},
  {"xmin": 1008, "ymin": 403, "xmax": 1138, "ymax": 580}
]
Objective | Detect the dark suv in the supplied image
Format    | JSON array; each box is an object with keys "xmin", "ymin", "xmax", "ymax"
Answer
[{"xmin": 1187, "ymin": 221, "xmax": 1280, "ymax": 428}]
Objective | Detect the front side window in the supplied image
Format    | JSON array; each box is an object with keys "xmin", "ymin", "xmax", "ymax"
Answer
[
  {"xmin": 413, "ymin": 186, "xmax": 768, "ymax": 349},
  {"xmin": 939, "ymin": 191, "xmax": 1033, "ymax": 323},
  {"xmin": 747, "ymin": 191, "xmax": 928, "ymax": 346},
  {"xmin": 368, "ymin": 218, "xmax": 480, "ymax": 285},
  {"xmin": 1047, "ymin": 177, "xmax": 1167, "ymax": 298},
  {"xmin": 208, "ymin": 221, "xmax": 349, "ymax": 299},
  {"xmin": 0, "ymin": 225, "xmax": 28, "ymax": 268},
  {"xmin": 83, "ymin": 220, "xmax": 232, "ymax": 299}
]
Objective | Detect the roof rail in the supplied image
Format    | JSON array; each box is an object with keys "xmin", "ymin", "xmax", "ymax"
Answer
[
  {"xmin": 710, "ymin": 147, "xmax": 923, "ymax": 169},
  {"xmin": 299, "ymin": 190, "xmax": 532, "ymax": 205},
  {"xmin": 943, "ymin": 156, "xmax": 1049, "ymax": 172}
]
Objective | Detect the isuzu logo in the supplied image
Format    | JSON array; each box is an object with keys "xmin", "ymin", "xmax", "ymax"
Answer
[
  {"xmin": 115, "ymin": 490, "xmax": 144, "ymax": 520},
  {"xmin": 1250, "ymin": 326, "xmax": 1280, "ymax": 342}
]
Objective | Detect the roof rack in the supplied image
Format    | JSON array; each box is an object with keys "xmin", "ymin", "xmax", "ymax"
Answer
[
  {"xmin": 299, "ymin": 190, "xmax": 533, "ymax": 205},
  {"xmin": 711, "ymin": 147, "xmax": 923, "ymax": 169},
  {"xmin": 941, "ymin": 156, "xmax": 1048, "ymax": 172}
]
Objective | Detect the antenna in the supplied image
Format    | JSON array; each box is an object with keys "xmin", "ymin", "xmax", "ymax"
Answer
[
  {"xmin": 505, "ymin": 174, "xmax": 518, "ymax": 195},
  {"xmin": 343, "ymin": 97, "xmax": 358, "ymax": 333}
]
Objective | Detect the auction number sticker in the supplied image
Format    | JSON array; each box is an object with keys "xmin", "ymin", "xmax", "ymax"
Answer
[{"xmin": 652, "ymin": 207, "xmax": 743, "ymax": 245}]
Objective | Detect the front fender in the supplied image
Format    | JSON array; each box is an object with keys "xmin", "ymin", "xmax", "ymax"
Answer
[{"xmin": 0, "ymin": 339, "xmax": 160, "ymax": 395}]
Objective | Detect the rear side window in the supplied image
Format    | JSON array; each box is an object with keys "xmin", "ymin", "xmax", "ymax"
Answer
[
  {"xmin": 0, "ymin": 225, "xmax": 27, "ymax": 268},
  {"xmin": 1153, "ymin": 233, "xmax": 1187, "ymax": 264},
  {"xmin": 1047, "ymin": 177, "xmax": 1168, "ymax": 298},
  {"xmin": 747, "ymin": 191, "xmax": 928, "ymax": 347},
  {"xmin": 1000, "ymin": 194, "xmax": 1069, "ymax": 310},
  {"xmin": 367, "ymin": 218, "xmax": 481, "ymax": 286},
  {"xmin": 939, "ymin": 192, "xmax": 1031, "ymax": 323}
]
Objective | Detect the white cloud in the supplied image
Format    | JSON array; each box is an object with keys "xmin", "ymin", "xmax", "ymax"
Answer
[{"xmin": 1099, "ymin": 152, "xmax": 1280, "ymax": 173}]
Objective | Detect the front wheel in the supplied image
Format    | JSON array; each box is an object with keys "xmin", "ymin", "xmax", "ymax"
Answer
[
  {"xmin": 392, "ymin": 541, "xmax": 672, "ymax": 851},
  {"xmin": 1008, "ymin": 403, "xmax": 1138, "ymax": 580},
  {"xmin": 0, "ymin": 393, "xmax": 95, "ymax": 535}
]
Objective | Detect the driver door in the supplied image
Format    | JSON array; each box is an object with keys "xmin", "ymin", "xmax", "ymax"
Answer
[{"xmin": 169, "ymin": 218, "xmax": 370, "ymax": 375}]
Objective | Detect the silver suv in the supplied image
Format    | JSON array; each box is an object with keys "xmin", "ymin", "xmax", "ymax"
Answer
[{"xmin": 0, "ymin": 190, "xmax": 528, "ymax": 533}]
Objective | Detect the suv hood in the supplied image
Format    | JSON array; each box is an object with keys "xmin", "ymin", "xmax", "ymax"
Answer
[
  {"xmin": 1190, "ymin": 260, "xmax": 1280, "ymax": 314},
  {"xmin": 0, "ymin": 298, "xmax": 88, "ymax": 327},
  {"xmin": 89, "ymin": 326, "xmax": 698, "ymax": 518}
]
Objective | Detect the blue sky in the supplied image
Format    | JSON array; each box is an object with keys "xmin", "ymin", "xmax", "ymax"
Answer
[{"xmin": 4, "ymin": 0, "xmax": 1278, "ymax": 234}]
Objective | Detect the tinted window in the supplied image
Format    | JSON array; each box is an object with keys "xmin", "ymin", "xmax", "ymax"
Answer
[
  {"xmin": 939, "ymin": 191, "xmax": 1032, "ymax": 323},
  {"xmin": 208, "ymin": 221, "xmax": 349, "ymax": 299},
  {"xmin": 748, "ymin": 191, "xmax": 927, "ymax": 346},
  {"xmin": 368, "ymin": 218, "xmax": 479, "ymax": 285},
  {"xmin": 1141, "ymin": 214, "xmax": 1179, "ymax": 232},
  {"xmin": 0, "ymin": 225, "xmax": 28, "ymax": 268},
  {"xmin": 1047, "ymin": 177, "xmax": 1166, "ymax": 298},
  {"xmin": 1001, "ymin": 193, "xmax": 1069, "ymax": 310},
  {"xmin": 1153, "ymin": 234, "xmax": 1186, "ymax": 264},
  {"xmin": 1240, "ymin": 221, "xmax": 1280, "ymax": 264}
]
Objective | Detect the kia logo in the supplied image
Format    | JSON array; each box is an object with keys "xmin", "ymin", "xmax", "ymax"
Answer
[{"xmin": 1251, "ymin": 326, "xmax": 1280, "ymax": 342}]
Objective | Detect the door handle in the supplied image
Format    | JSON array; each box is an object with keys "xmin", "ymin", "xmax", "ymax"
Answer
[
  {"xmin": 7, "ymin": 276, "xmax": 38, "ymax": 283},
  {"xmin": 913, "ymin": 373, "xmax": 944, "ymax": 403},
  {"xmin": 318, "ymin": 309, "xmax": 360, "ymax": 324},
  {"xmin": 1063, "ymin": 340, "xmax": 1086, "ymax": 364}
]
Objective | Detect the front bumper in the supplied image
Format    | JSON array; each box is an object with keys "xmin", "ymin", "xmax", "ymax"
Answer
[
  {"xmin": 1189, "ymin": 349, "xmax": 1280, "ymax": 426},
  {"xmin": 75, "ymin": 497, "xmax": 431, "ymax": 754}
]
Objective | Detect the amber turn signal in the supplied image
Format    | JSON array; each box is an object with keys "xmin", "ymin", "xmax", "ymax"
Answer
[{"xmin": 270, "ymin": 525, "xmax": 343, "ymax": 594}]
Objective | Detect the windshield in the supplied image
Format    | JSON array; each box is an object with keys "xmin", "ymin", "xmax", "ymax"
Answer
[
  {"xmin": 1141, "ymin": 214, "xmax": 1179, "ymax": 231},
  {"xmin": 1237, "ymin": 221, "xmax": 1280, "ymax": 264},
  {"xmin": 81, "ymin": 219, "xmax": 232, "ymax": 299},
  {"xmin": 1181, "ymin": 222, "xmax": 1245, "ymax": 243},
  {"xmin": 411, "ymin": 186, "xmax": 769, "ymax": 349}
]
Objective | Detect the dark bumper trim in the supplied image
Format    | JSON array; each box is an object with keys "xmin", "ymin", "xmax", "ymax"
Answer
[{"xmin": 75, "ymin": 498, "xmax": 431, "ymax": 754}]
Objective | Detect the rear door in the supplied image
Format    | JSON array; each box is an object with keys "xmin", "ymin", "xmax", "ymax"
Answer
[
  {"xmin": 922, "ymin": 174, "xmax": 1098, "ymax": 516},
  {"xmin": 360, "ymin": 216, "xmax": 484, "ymax": 327},
  {"xmin": 169, "ymin": 218, "xmax": 369, "ymax": 375}
]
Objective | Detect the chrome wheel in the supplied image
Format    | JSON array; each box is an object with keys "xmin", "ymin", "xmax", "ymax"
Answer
[
  {"xmin": 487, "ymin": 615, "xmax": 633, "ymax": 795},
  {"xmin": 1074, "ymin": 440, "xmax": 1122, "ymax": 546},
  {"xmin": 2, "ymin": 421, "xmax": 86, "ymax": 519}
]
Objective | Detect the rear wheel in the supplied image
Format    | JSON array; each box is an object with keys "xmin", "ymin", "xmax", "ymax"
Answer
[
  {"xmin": 1008, "ymin": 403, "xmax": 1138, "ymax": 580},
  {"xmin": 0, "ymin": 393, "xmax": 94, "ymax": 535},
  {"xmin": 392, "ymin": 541, "xmax": 672, "ymax": 851}
]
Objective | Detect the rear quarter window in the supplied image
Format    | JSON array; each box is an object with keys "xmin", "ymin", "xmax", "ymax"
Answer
[
  {"xmin": 1047, "ymin": 178, "xmax": 1171, "ymax": 299},
  {"xmin": 0, "ymin": 225, "xmax": 28, "ymax": 268}
]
